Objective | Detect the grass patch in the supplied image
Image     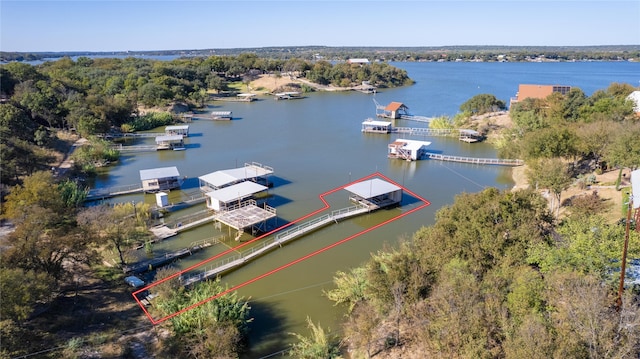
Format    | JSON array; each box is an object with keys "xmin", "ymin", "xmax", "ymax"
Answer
[{"xmin": 93, "ymin": 265, "xmax": 124, "ymax": 284}]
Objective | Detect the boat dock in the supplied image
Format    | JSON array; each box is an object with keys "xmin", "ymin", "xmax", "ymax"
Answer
[
  {"xmin": 425, "ymin": 153, "xmax": 524, "ymax": 166},
  {"xmin": 193, "ymin": 111, "xmax": 233, "ymax": 120},
  {"xmin": 180, "ymin": 204, "xmax": 372, "ymax": 286},
  {"xmin": 361, "ymin": 119, "xmax": 483, "ymax": 143},
  {"xmin": 122, "ymin": 237, "xmax": 220, "ymax": 274},
  {"xmin": 86, "ymin": 183, "xmax": 144, "ymax": 201}
]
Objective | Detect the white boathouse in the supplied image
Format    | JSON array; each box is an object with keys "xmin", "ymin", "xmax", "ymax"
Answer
[
  {"xmin": 198, "ymin": 162, "xmax": 274, "ymax": 192},
  {"xmin": 165, "ymin": 125, "xmax": 190, "ymax": 137},
  {"xmin": 205, "ymin": 181, "xmax": 269, "ymax": 211},
  {"xmin": 388, "ymin": 139, "xmax": 431, "ymax": 161},
  {"xmin": 155, "ymin": 134, "xmax": 184, "ymax": 150},
  {"xmin": 140, "ymin": 166, "xmax": 181, "ymax": 192},
  {"xmin": 361, "ymin": 119, "xmax": 393, "ymax": 133},
  {"xmin": 344, "ymin": 178, "xmax": 402, "ymax": 208}
]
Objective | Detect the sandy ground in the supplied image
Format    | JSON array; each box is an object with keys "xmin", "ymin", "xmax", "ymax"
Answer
[{"xmin": 474, "ymin": 112, "xmax": 627, "ymax": 223}]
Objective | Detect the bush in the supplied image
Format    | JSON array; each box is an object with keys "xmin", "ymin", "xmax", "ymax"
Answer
[{"xmin": 128, "ymin": 112, "xmax": 174, "ymax": 131}]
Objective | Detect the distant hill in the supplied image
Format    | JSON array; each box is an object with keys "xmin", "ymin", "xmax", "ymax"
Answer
[{"xmin": 2, "ymin": 45, "xmax": 639, "ymax": 63}]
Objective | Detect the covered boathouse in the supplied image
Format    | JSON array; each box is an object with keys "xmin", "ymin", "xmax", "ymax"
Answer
[
  {"xmin": 361, "ymin": 119, "xmax": 393, "ymax": 133},
  {"xmin": 205, "ymin": 181, "xmax": 269, "ymax": 211},
  {"xmin": 198, "ymin": 162, "xmax": 274, "ymax": 192},
  {"xmin": 165, "ymin": 125, "xmax": 190, "ymax": 137},
  {"xmin": 155, "ymin": 134, "xmax": 184, "ymax": 150},
  {"xmin": 377, "ymin": 101, "xmax": 409, "ymax": 119},
  {"xmin": 344, "ymin": 178, "xmax": 402, "ymax": 209},
  {"xmin": 140, "ymin": 166, "xmax": 181, "ymax": 192},
  {"xmin": 388, "ymin": 139, "xmax": 431, "ymax": 161}
]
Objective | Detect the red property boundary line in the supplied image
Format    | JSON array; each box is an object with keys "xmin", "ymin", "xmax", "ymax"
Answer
[{"xmin": 132, "ymin": 172, "xmax": 430, "ymax": 324}]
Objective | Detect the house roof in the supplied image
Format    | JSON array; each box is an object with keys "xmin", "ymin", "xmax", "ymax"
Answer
[
  {"xmin": 362, "ymin": 120, "xmax": 392, "ymax": 127},
  {"xmin": 205, "ymin": 181, "xmax": 268, "ymax": 203},
  {"xmin": 344, "ymin": 178, "xmax": 401, "ymax": 199},
  {"xmin": 155, "ymin": 135, "xmax": 183, "ymax": 142},
  {"xmin": 385, "ymin": 102, "xmax": 406, "ymax": 111},
  {"xmin": 165, "ymin": 125, "xmax": 189, "ymax": 131},
  {"xmin": 139, "ymin": 166, "xmax": 180, "ymax": 181}
]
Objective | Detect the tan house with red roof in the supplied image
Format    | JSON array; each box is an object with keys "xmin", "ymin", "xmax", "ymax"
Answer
[{"xmin": 509, "ymin": 84, "xmax": 571, "ymax": 108}]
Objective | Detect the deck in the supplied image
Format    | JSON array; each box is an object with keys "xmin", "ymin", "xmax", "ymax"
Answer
[{"xmin": 180, "ymin": 204, "xmax": 372, "ymax": 286}]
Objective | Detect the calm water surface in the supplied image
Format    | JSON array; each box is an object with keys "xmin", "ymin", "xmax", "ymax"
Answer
[{"xmin": 92, "ymin": 61, "xmax": 638, "ymax": 358}]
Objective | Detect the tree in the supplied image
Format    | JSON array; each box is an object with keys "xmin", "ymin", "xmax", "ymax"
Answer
[
  {"xmin": 77, "ymin": 202, "xmax": 150, "ymax": 265},
  {"xmin": 526, "ymin": 158, "xmax": 573, "ymax": 217},
  {"xmin": 0, "ymin": 268, "xmax": 53, "ymax": 321},
  {"xmin": 459, "ymin": 94, "xmax": 506, "ymax": 115}
]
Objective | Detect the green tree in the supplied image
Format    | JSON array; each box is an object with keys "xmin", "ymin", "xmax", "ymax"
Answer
[
  {"xmin": 459, "ymin": 94, "xmax": 506, "ymax": 115},
  {"xmin": 526, "ymin": 158, "xmax": 573, "ymax": 217}
]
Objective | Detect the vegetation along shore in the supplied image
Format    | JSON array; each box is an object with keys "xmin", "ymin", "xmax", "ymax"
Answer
[{"xmin": 1, "ymin": 52, "xmax": 639, "ymax": 358}]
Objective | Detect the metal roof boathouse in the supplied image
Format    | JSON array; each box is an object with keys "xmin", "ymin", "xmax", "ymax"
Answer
[
  {"xmin": 361, "ymin": 119, "xmax": 393, "ymax": 133},
  {"xmin": 165, "ymin": 125, "xmax": 190, "ymax": 137},
  {"xmin": 140, "ymin": 166, "xmax": 182, "ymax": 192},
  {"xmin": 198, "ymin": 162, "xmax": 274, "ymax": 192},
  {"xmin": 344, "ymin": 178, "xmax": 403, "ymax": 209},
  {"xmin": 388, "ymin": 139, "xmax": 432, "ymax": 161}
]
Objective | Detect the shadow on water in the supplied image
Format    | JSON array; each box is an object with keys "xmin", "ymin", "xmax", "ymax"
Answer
[
  {"xmin": 269, "ymin": 176, "xmax": 293, "ymax": 188},
  {"xmin": 265, "ymin": 193, "xmax": 293, "ymax": 208},
  {"xmin": 241, "ymin": 300, "xmax": 290, "ymax": 359},
  {"xmin": 180, "ymin": 177, "xmax": 201, "ymax": 190},
  {"xmin": 183, "ymin": 143, "xmax": 201, "ymax": 149}
]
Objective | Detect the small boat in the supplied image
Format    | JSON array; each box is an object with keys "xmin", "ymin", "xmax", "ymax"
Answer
[{"xmin": 173, "ymin": 147, "xmax": 186, "ymax": 151}]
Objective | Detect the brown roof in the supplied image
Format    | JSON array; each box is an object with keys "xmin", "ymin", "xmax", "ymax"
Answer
[{"xmin": 385, "ymin": 102, "xmax": 406, "ymax": 111}]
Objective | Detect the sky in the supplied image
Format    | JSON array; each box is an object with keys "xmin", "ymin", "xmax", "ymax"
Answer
[{"xmin": 1, "ymin": 0, "xmax": 639, "ymax": 52}]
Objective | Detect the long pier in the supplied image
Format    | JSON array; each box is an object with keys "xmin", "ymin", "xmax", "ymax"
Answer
[
  {"xmin": 122, "ymin": 237, "xmax": 220, "ymax": 274},
  {"xmin": 425, "ymin": 152, "xmax": 524, "ymax": 166},
  {"xmin": 110, "ymin": 144, "xmax": 159, "ymax": 152},
  {"xmin": 86, "ymin": 183, "xmax": 144, "ymax": 201},
  {"xmin": 180, "ymin": 204, "xmax": 372, "ymax": 286}
]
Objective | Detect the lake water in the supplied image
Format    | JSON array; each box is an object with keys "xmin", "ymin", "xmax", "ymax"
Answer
[{"xmin": 91, "ymin": 61, "xmax": 638, "ymax": 358}]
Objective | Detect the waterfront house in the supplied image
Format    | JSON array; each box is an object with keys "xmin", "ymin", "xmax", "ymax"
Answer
[
  {"xmin": 347, "ymin": 58, "xmax": 370, "ymax": 65},
  {"xmin": 388, "ymin": 139, "xmax": 431, "ymax": 161},
  {"xmin": 139, "ymin": 166, "xmax": 181, "ymax": 192},
  {"xmin": 509, "ymin": 84, "xmax": 571, "ymax": 108}
]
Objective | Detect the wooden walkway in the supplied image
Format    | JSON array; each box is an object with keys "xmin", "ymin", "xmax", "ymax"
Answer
[
  {"xmin": 180, "ymin": 204, "xmax": 372, "ymax": 286},
  {"xmin": 122, "ymin": 237, "xmax": 220, "ymax": 274},
  {"xmin": 425, "ymin": 152, "xmax": 524, "ymax": 166},
  {"xmin": 399, "ymin": 114, "xmax": 434, "ymax": 123},
  {"xmin": 86, "ymin": 183, "xmax": 144, "ymax": 201},
  {"xmin": 151, "ymin": 209, "xmax": 218, "ymax": 240},
  {"xmin": 110, "ymin": 144, "xmax": 159, "ymax": 152}
]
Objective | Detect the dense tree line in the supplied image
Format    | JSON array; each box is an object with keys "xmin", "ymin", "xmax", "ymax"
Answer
[
  {"xmin": 317, "ymin": 188, "xmax": 640, "ymax": 358},
  {"xmin": 0, "ymin": 54, "xmax": 410, "ymax": 187},
  {"xmin": 3, "ymin": 45, "xmax": 639, "ymax": 63}
]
